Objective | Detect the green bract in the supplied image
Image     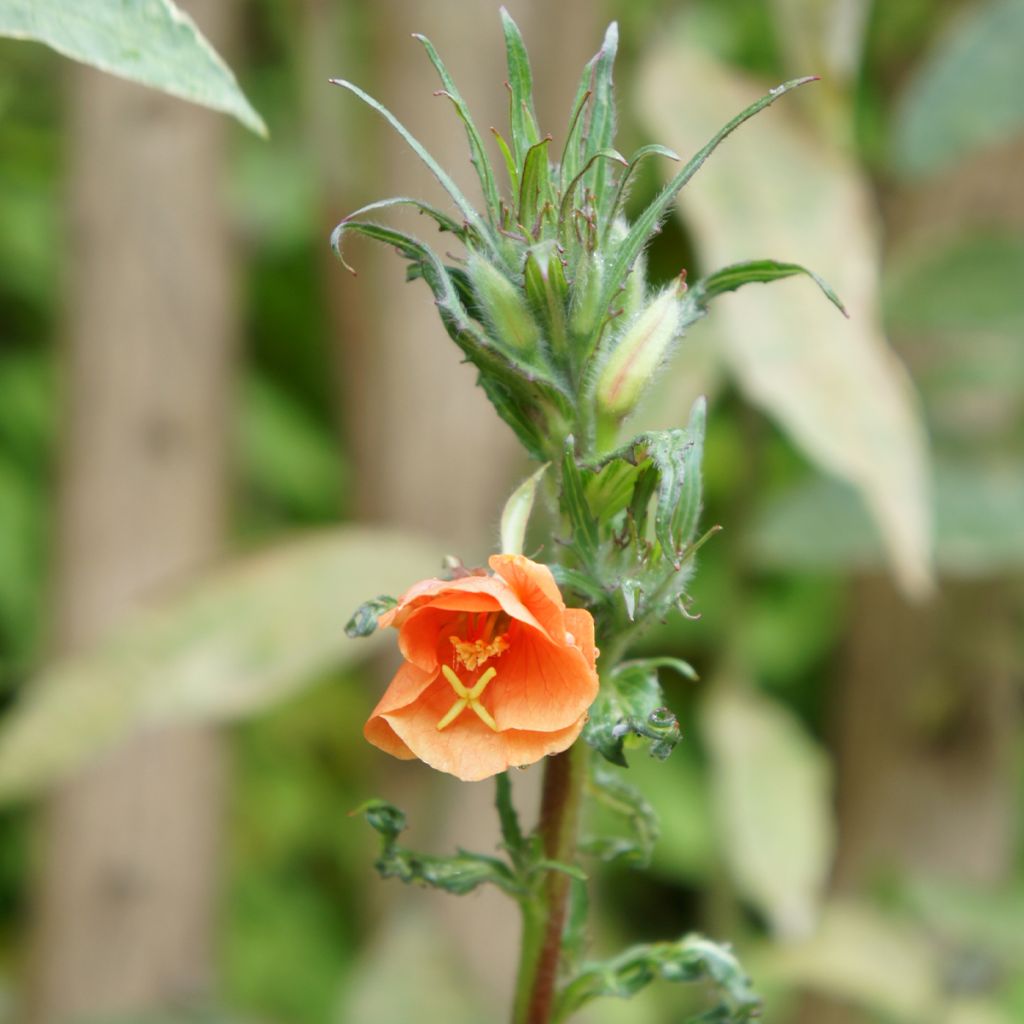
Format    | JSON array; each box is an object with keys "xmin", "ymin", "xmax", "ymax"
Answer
[{"xmin": 330, "ymin": 11, "xmax": 839, "ymax": 463}]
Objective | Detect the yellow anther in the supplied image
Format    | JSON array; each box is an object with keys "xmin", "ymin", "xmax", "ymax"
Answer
[
  {"xmin": 450, "ymin": 633, "xmax": 510, "ymax": 671},
  {"xmin": 437, "ymin": 665, "xmax": 499, "ymax": 732}
]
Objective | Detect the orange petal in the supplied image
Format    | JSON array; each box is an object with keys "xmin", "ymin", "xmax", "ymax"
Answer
[
  {"xmin": 381, "ymin": 679, "xmax": 587, "ymax": 781},
  {"xmin": 489, "ymin": 554, "xmax": 567, "ymax": 641},
  {"xmin": 487, "ymin": 620, "xmax": 599, "ymax": 732},
  {"xmin": 367, "ymin": 660, "xmax": 437, "ymax": 718},
  {"xmin": 564, "ymin": 608, "xmax": 598, "ymax": 670}
]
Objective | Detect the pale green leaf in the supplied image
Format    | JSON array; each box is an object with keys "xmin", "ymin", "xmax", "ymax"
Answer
[
  {"xmin": 759, "ymin": 900, "xmax": 937, "ymax": 1022},
  {"xmin": 892, "ymin": 0, "xmax": 1024, "ymax": 177},
  {"xmin": 639, "ymin": 32, "xmax": 933, "ymax": 596},
  {"xmin": 0, "ymin": 528, "xmax": 442, "ymax": 802},
  {"xmin": 0, "ymin": 0, "xmax": 266, "ymax": 136},
  {"xmin": 749, "ymin": 460, "xmax": 1024, "ymax": 577},
  {"xmin": 703, "ymin": 685, "xmax": 833, "ymax": 939},
  {"xmin": 499, "ymin": 462, "xmax": 549, "ymax": 556}
]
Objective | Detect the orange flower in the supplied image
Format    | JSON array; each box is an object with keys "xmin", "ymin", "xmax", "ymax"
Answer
[{"xmin": 364, "ymin": 554, "xmax": 599, "ymax": 781}]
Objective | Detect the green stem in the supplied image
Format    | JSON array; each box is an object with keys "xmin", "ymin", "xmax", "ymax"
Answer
[{"xmin": 511, "ymin": 742, "xmax": 588, "ymax": 1024}]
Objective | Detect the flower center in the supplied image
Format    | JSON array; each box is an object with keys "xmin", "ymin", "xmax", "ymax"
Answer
[
  {"xmin": 450, "ymin": 633, "xmax": 510, "ymax": 671},
  {"xmin": 448, "ymin": 611, "xmax": 511, "ymax": 671},
  {"xmin": 436, "ymin": 665, "xmax": 499, "ymax": 732}
]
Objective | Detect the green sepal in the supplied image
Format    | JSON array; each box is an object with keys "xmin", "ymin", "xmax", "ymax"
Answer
[
  {"xmin": 583, "ymin": 662, "xmax": 681, "ymax": 766},
  {"xmin": 561, "ymin": 437, "xmax": 600, "ymax": 567},
  {"xmin": 355, "ymin": 799, "xmax": 520, "ymax": 897},
  {"xmin": 582, "ymin": 762, "xmax": 659, "ymax": 867},
  {"xmin": 553, "ymin": 933, "xmax": 761, "ymax": 1023},
  {"xmin": 548, "ymin": 564, "xmax": 610, "ymax": 608},
  {"xmin": 688, "ymin": 258, "xmax": 847, "ymax": 318},
  {"xmin": 344, "ymin": 595, "xmax": 398, "ymax": 638},
  {"xmin": 524, "ymin": 241, "xmax": 569, "ymax": 357},
  {"xmin": 518, "ymin": 136, "xmax": 555, "ymax": 234},
  {"xmin": 413, "ymin": 33, "xmax": 502, "ymax": 226}
]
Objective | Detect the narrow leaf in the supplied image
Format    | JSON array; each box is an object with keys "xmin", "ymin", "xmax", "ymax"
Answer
[
  {"xmin": 414, "ymin": 33, "xmax": 502, "ymax": 223},
  {"xmin": 0, "ymin": 0, "xmax": 266, "ymax": 136},
  {"xmin": 500, "ymin": 7, "xmax": 541, "ymax": 167},
  {"xmin": 692, "ymin": 259, "xmax": 847, "ymax": 317},
  {"xmin": 598, "ymin": 77, "xmax": 818, "ymax": 324},
  {"xmin": 561, "ymin": 22, "xmax": 618, "ymax": 188},
  {"xmin": 330, "ymin": 78, "xmax": 497, "ymax": 257}
]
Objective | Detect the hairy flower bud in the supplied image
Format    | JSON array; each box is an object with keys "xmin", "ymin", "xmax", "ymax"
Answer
[
  {"xmin": 467, "ymin": 253, "xmax": 542, "ymax": 358},
  {"xmin": 594, "ymin": 283, "xmax": 683, "ymax": 418},
  {"xmin": 523, "ymin": 241, "xmax": 568, "ymax": 358}
]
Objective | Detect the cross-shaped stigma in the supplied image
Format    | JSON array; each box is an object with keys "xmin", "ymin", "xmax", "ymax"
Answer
[{"xmin": 436, "ymin": 665, "xmax": 499, "ymax": 732}]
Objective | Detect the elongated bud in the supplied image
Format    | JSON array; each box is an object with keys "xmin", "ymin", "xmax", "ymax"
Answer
[
  {"xmin": 467, "ymin": 253, "xmax": 542, "ymax": 356},
  {"xmin": 595, "ymin": 282, "xmax": 684, "ymax": 418},
  {"xmin": 568, "ymin": 251, "xmax": 605, "ymax": 346},
  {"xmin": 524, "ymin": 241, "xmax": 568, "ymax": 358}
]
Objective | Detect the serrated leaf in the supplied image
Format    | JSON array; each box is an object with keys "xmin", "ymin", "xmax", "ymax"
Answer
[
  {"xmin": 892, "ymin": 0, "xmax": 1024, "ymax": 177},
  {"xmin": 703, "ymin": 685, "xmax": 833, "ymax": 939},
  {"xmin": 0, "ymin": 0, "xmax": 266, "ymax": 136},
  {"xmin": 0, "ymin": 528, "xmax": 442, "ymax": 801},
  {"xmin": 357, "ymin": 798, "xmax": 519, "ymax": 896},
  {"xmin": 583, "ymin": 663, "xmax": 680, "ymax": 766},
  {"xmin": 639, "ymin": 35, "xmax": 932, "ymax": 596},
  {"xmin": 554, "ymin": 933, "xmax": 761, "ymax": 1022},
  {"xmin": 583, "ymin": 763, "xmax": 659, "ymax": 867}
]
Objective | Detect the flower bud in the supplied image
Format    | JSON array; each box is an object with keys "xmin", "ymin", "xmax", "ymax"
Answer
[
  {"xmin": 594, "ymin": 284, "xmax": 683, "ymax": 418},
  {"xmin": 523, "ymin": 241, "xmax": 568, "ymax": 358},
  {"xmin": 568, "ymin": 251, "xmax": 605, "ymax": 347},
  {"xmin": 467, "ymin": 253, "xmax": 542, "ymax": 357}
]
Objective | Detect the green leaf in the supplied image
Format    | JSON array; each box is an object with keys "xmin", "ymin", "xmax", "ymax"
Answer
[
  {"xmin": 329, "ymin": 78, "xmax": 497, "ymax": 258},
  {"xmin": 0, "ymin": 0, "xmax": 266, "ymax": 136},
  {"xmin": 414, "ymin": 33, "xmax": 501, "ymax": 225},
  {"xmin": 892, "ymin": 0, "xmax": 1024, "ymax": 177},
  {"xmin": 554, "ymin": 933, "xmax": 761, "ymax": 1022},
  {"xmin": 691, "ymin": 259, "xmax": 847, "ymax": 318},
  {"xmin": 357, "ymin": 798, "xmax": 519, "ymax": 897},
  {"xmin": 639, "ymin": 34, "xmax": 932, "ymax": 596},
  {"xmin": 560, "ymin": 439, "xmax": 600, "ymax": 566},
  {"xmin": 344, "ymin": 595, "xmax": 397, "ymax": 639},
  {"xmin": 583, "ymin": 763, "xmax": 659, "ymax": 867},
  {"xmin": 748, "ymin": 460, "xmax": 1024, "ymax": 577},
  {"xmin": 599, "ymin": 74, "xmax": 817, "ymax": 331},
  {"xmin": 500, "ymin": 7, "xmax": 541, "ymax": 168},
  {"xmin": 561, "ymin": 21, "xmax": 619, "ymax": 188},
  {"xmin": 0, "ymin": 528, "xmax": 443, "ymax": 802},
  {"xmin": 583, "ymin": 662, "xmax": 681, "ymax": 766},
  {"xmin": 703, "ymin": 685, "xmax": 834, "ymax": 939},
  {"xmin": 500, "ymin": 463, "xmax": 549, "ymax": 557},
  {"xmin": 605, "ymin": 143, "xmax": 680, "ymax": 234}
]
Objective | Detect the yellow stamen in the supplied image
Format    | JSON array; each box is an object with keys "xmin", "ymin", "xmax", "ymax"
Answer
[
  {"xmin": 437, "ymin": 665, "xmax": 498, "ymax": 731},
  {"xmin": 450, "ymin": 633, "xmax": 510, "ymax": 671}
]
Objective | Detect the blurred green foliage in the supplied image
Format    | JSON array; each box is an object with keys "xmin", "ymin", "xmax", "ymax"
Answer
[{"xmin": 0, "ymin": 0, "xmax": 1022, "ymax": 1021}]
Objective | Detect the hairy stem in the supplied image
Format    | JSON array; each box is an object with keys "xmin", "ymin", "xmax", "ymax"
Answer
[{"xmin": 512, "ymin": 742, "xmax": 588, "ymax": 1024}]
